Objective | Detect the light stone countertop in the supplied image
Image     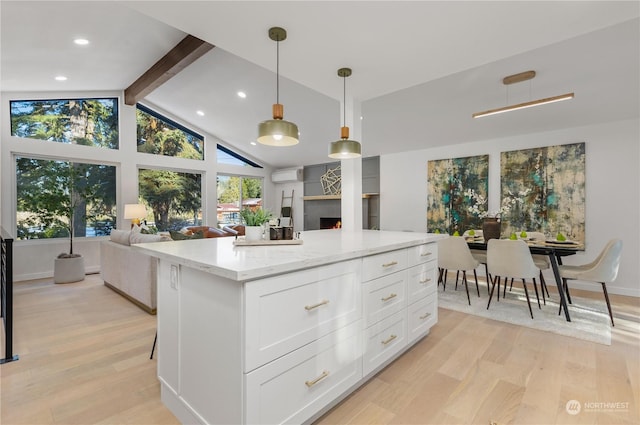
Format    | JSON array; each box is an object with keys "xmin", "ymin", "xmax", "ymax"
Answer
[{"xmin": 133, "ymin": 229, "xmax": 443, "ymax": 281}]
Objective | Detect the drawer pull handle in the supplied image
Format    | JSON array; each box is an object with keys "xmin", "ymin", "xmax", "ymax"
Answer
[
  {"xmin": 305, "ymin": 370, "xmax": 330, "ymax": 388},
  {"xmin": 305, "ymin": 300, "xmax": 329, "ymax": 311},
  {"xmin": 420, "ymin": 278, "xmax": 432, "ymax": 284},
  {"xmin": 382, "ymin": 261, "xmax": 398, "ymax": 268},
  {"xmin": 381, "ymin": 293, "xmax": 397, "ymax": 302},
  {"xmin": 420, "ymin": 313, "xmax": 431, "ymax": 320},
  {"xmin": 381, "ymin": 334, "xmax": 397, "ymax": 345},
  {"xmin": 420, "ymin": 252, "xmax": 433, "ymax": 257}
]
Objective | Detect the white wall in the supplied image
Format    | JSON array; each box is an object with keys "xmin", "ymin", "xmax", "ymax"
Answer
[
  {"xmin": 380, "ymin": 118, "xmax": 640, "ymax": 297},
  {"xmin": 1, "ymin": 91, "xmax": 272, "ymax": 281}
]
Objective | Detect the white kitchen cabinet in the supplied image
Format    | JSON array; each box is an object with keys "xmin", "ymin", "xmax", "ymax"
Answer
[
  {"xmin": 245, "ymin": 259, "xmax": 362, "ymax": 372},
  {"xmin": 136, "ymin": 230, "xmax": 443, "ymax": 425}
]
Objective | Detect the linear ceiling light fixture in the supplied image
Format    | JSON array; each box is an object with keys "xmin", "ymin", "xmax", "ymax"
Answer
[
  {"xmin": 257, "ymin": 27, "xmax": 299, "ymax": 146},
  {"xmin": 329, "ymin": 67, "xmax": 361, "ymax": 159},
  {"xmin": 472, "ymin": 70, "xmax": 574, "ymax": 119}
]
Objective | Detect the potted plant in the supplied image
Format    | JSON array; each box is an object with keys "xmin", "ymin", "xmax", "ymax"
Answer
[
  {"xmin": 239, "ymin": 207, "xmax": 272, "ymax": 241},
  {"xmin": 18, "ymin": 159, "xmax": 105, "ymax": 283}
]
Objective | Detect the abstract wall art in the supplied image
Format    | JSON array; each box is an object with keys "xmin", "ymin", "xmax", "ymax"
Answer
[
  {"xmin": 500, "ymin": 142, "xmax": 585, "ymax": 242},
  {"xmin": 427, "ymin": 155, "xmax": 489, "ymax": 234}
]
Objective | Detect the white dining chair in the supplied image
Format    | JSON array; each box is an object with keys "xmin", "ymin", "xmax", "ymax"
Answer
[
  {"xmin": 438, "ymin": 236, "xmax": 480, "ymax": 305},
  {"xmin": 558, "ymin": 239, "xmax": 622, "ymax": 326},
  {"xmin": 509, "ymin": 231, "xmax": 551, "ymax": 303},
  {"xmin": 463, "ymin": 229, "xmax": 490, "ymax": 294},
  {"xmin": 487, "ymin": 239, "xmax": 541, "ymax": 319}
]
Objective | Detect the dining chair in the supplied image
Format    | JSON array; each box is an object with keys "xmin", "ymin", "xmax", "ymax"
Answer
[
  {"xmin": 558, "ymin": 239, "xmax": 622, "ymax": 326},
  {"xmin": 508, "ymin": 231, "xmax": 551, "ymax": 303},
  {"xmin": 438, "ymin": 236, "xmax": 481, "ymax": 305},
  {"xmin": 463, "ymin": 230, "xmax": 490, "ymax": 295},
  {"xmin": 487, "ymin": 239, "xmax": 541, "ymax": 319}
]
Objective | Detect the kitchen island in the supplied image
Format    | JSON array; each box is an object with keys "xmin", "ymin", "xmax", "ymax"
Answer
[{"xmin": 134, "ymin": 229, "xmax": 443, "ymax": 425}]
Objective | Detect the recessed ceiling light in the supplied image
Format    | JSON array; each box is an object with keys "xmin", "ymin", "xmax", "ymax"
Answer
[
  {"xmin": 250, "ymin": 141, "xmax": 257, "ymax": 146},
  {"xmin": 237, "ymin": 91, "xmax": 247, "ymax": 98},
  {"xmin": 74, "ymin": 38, "xmax": 89, "ymax": 45},
  {"xmin": 196, "ymin": 110, "xmax": 205, "ymax": 116},
  {"xmin": 55, "ymin": 75, "xmax": 68, "ymax": 81}
]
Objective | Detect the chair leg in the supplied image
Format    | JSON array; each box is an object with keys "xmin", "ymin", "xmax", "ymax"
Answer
[
  {"xmin": 455, "ymin": 270, "xmax": 460, "ymax": 290},
  {"xmin": 438, "ymin": 267, "xmax": 444, "ymax": 285},
  {"xmin": 442, "ymin": 269, "xmax": 448, "ymax": 291},
  {"xmin": 521, "ymin": 280, "xmax": 534, "ymax": 319},
  {"xmin": 540, "ymin": 271, "xmax": 550, "ymax": 298},
  {"xmin": 530, "ymin": 277, "xmax": 541, "ymax": 309},
  {"xmin": 462, "ymin": 271, "xmax": 471, "ymax": 305},
  {"xmin": 539, "ymin": 271, "xmax": 547, "ymax": 305},
  {"xmin": 503, "ymin": 277, "xmax": 510, "ymax": 298},
  {"xmin": 150, "ymin": 331, "xmax": 157, "ymax": 360},
  {"xmin": 563, "ymin": 278, "xmax": 573, "ymax": 304},
  {"xmin": 487, "ymin": 275, "xmax": 499, "ymax": 310},
  {"xmin": 601, "ymin": 282, "xmax": 615, "ymax": 327},
  {"xmin": 473, "ymin": 269, "xmax": 480, "ymax": 297},
  {"xmin": 483, "ymin": 263, "xmax": 491, "ymax": 295}
]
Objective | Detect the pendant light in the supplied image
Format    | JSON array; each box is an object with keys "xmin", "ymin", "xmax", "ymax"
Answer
[
  {"xmin": 472, "ymin": 70, "xmax": 574, "ymax": 118},
  {"xmin": 329, "ymin": 67, "xmax": 361, "ymax": 159},
  {"xmin": 257, "ymin": 27, "xmax": 299, "ymax": 146}
]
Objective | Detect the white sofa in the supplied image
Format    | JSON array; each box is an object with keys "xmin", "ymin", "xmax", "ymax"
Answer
[{"xmin": 100, "ymin": 229, "xmax": 166, "ymax": 314}]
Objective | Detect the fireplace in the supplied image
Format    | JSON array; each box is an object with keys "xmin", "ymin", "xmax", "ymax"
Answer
[{"xmin": 320, "ymin": 217, "xmax": 342, "ymax": 229}]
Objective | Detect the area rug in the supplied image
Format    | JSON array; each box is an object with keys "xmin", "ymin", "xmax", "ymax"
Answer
[{"xmin": 438, "ymin": 279, "xmax": 611, "ymax": 345}]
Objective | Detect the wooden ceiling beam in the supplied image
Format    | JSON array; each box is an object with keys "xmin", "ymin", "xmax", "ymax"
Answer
[{"xmin": 125, "ymin": 35, "xmax": 214, "ymax": 105}]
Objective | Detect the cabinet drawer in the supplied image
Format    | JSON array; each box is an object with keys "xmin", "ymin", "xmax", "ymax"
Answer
[
  {"xmin": 245, "ymin": 259, "xmax": 361, "ymax": 371},
  {"xmin": 363, "ymin": 270, "xmax": 407, "ymax": 327},
  {"xmin": 363, "ymin": 310, "xmax": 407, "ymax": 376},
  {"xmin": 407, "ymin": 243, "xmax": 437, "ymax": 267},
  {"xmin": 407, "ymin": 262, "xmax": 437, "ymax": 304},
  {"xmin": 362, "ymin": 249, "xmax": 408, "ymax": 282},
  {"xmin": 407, "ymin": 293, "xmax": 437, "ymax": 343},
  {"xmin": 245, "ymin": 320, "xmax": 362, "ymax": 425}
]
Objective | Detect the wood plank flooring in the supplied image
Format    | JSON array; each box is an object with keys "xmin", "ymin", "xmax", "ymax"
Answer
[{"xmin": 1, "ymin": 274, "xmax": 638, "ymax": 424}]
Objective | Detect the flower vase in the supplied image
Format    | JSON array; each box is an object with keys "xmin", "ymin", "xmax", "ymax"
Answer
[{"xmin": 482, "ymin": 218, "xmax": 501, "ymax": 242}]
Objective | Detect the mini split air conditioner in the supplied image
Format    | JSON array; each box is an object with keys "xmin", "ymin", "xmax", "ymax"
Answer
[{"xmin": 271, "ymin": 168, "xmax": 303, "ymax": 183}]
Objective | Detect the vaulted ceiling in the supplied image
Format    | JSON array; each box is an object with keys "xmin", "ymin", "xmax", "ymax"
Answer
[{"xmin": 2, "ymin": 1, "xmax": 638, "ymax": 168}]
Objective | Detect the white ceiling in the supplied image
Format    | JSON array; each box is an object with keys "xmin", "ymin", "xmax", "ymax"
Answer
[{"xmin": 2, "ymin": 1, "xmax": 639, "ymax": 168}]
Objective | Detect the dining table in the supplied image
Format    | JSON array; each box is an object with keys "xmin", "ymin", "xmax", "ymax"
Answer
[{"xmin": 467, "ymin": 238, "xmax": 583, "ymax": 322}]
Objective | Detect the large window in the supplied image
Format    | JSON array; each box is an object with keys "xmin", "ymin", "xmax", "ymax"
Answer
[
  {"xmin": 217, "ymin": 144, "xmax": 262, "ymax": 168},
  {"xmin": 217, "ymin": 175, "xmax": 263, "ymax": 227},
  {"xmin": 10, "ymin": 98, "xmax": 118, "ymax": 148},
  {"xmin": 16, "ymin": 157, "xmax": 116, "ymax": 240},
  {"xmin": 138, "ymin": 168, "xmax": 202, "ymax": 231},
  {"xmin": 136, "ymin": 104, "xmax": 204, "ymax": 160}
]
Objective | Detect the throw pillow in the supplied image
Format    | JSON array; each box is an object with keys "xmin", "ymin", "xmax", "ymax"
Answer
[
  {"xmin": 129, "ymin": 232, "xmax": 164, "ymax": 244},
  {"xmin": 110, "ymin": 229, "xmax": 132, "ymax": 246}
]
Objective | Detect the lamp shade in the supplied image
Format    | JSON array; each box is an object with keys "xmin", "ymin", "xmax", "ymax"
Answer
[
  {"xmin": 124, "ymin": 203, "xmax": 147, "ymax": 220},
  {"xmin": 258, "ymin": 117, "xmax": 299, "ymax": 146},
  {"xmin": 329, "ymin": 139, "xmax": 361, "ymax": 159}
]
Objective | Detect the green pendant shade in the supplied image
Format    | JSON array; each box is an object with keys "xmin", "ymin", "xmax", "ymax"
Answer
[
  {"xmin": 329, "ymin": 67, "xmax": 361, "ymax": 159},
  {"xmin": 329, "ymin": 138, "xmax": 362, "ymax": 159},
  {"xmin": 258, "ymin": 103, "xmax": 299, "ymax": 146},
  {"xmin": 258, "ymin": 27, "xmax": 299, "ymax": 146}
]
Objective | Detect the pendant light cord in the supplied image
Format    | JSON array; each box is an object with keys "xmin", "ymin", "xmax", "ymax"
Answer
[
  {"xmin": 276, "ymin": 37, "xmax": 280, "ymax": 104},
  {"xmin": 343, "ymin": 74, "xmax": 346, "ymax": 127}
]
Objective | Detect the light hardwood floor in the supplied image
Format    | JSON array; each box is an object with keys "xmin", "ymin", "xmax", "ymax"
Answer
[{"xmin": 1, "ymin": 274, "xmax": 638, "ymax": 425}]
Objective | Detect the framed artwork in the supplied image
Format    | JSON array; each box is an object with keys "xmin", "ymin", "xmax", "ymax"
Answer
[
  {"xmin": 500, "ymin": 142, "xmax": 585, "ymax": 242},
  {"xmin": 427, "ymin": 155, "xmax": 489, "ymax": 234}
]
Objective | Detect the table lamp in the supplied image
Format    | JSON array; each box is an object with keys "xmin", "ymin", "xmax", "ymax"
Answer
[{"xmin": 124, "ymin": 203, "xmax": 147, "ymax": 228}]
